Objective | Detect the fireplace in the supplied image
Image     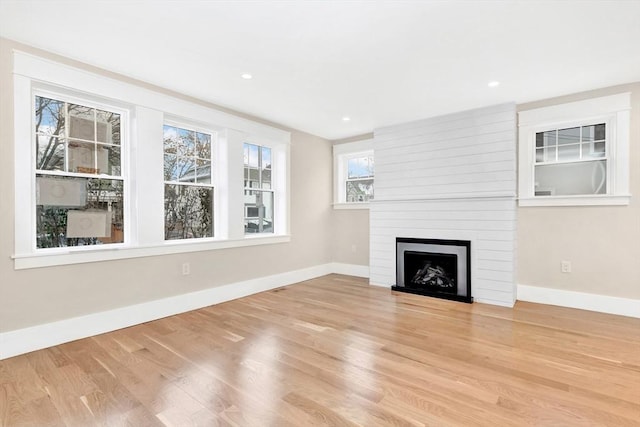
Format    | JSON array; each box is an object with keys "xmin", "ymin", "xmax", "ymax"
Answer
[{"xmin": 392, "ymin": 237, "xmax": 472, "ymax": 303}]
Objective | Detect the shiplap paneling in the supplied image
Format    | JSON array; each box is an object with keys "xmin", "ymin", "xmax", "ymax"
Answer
[{"xmin": 370, "ymin": 103, "xmax": 517, "ymax": 306}]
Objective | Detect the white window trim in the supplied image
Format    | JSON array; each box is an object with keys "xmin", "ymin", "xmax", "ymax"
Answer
[
  {"xmin": 518, "ymin": 93, "xmax": 631, "ymax": 207},
  {"xmin": 13, "ymin": 50, "xmax": 290, "ymax": 270},
  {"xmin": 333, "ymin": 139, "xmax": 374, "ymax": 209}
]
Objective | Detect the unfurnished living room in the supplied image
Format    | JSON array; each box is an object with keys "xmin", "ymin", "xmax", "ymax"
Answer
[{"xmin": 0, "ymin": 1, "xmax": 639, "ymax": 426}]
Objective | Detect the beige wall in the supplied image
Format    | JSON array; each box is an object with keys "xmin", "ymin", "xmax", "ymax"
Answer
[
  {"xmin": 0, "ymin": 38, "xmax": 334, "ymax": 332},
  {"xmin": 331, "ymin": 209, "xmax": 370, "ymax": 266},
  {"xmin": 329, "ymin": 134, "xmax": 372, "ymax": 267},
  {"xmin": 517, "ymin": 83, "xmax": 640, "ymax": 299}
]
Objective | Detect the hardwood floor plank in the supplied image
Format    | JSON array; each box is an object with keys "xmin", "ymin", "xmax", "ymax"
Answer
[
  {"xmin": 0, "ymin": 356, "xmax": 50, "ymax": 406},
  {"xmin": 1, "ymin": 274, "xmax": 639, "ymax": 426},
  {"xmin": 281, "ymin": 392, "xmax": 360, "ymax": 427}
]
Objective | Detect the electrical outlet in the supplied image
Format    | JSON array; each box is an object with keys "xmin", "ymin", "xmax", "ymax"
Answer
[
  {"xmin": 182, "ymin": 262, "xmax": 190, "ymax": 275},
  {"xmin": 351, "ymin": 244, "xmax": 357, "ymax": 253},
  {"xmin": 561, "ymin": 260, "xmax": 571, "ymax": 273}
]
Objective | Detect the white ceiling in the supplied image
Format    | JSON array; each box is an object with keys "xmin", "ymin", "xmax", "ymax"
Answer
[{"xmin": 1, "ymin": 1, "xmax": 639, "ymax": 140}]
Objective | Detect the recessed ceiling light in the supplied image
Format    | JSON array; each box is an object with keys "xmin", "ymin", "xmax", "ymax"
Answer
[
  {"xmin": 342, "ymin": 116, "xmax": 351, "ymax": 122},
  {"xmin": 241, "ymin": 73, "xmax": 252, "ymax": 80},
  {"xmin": 488, "ymin": 81, "xmax": 500, "ymax": 88}
]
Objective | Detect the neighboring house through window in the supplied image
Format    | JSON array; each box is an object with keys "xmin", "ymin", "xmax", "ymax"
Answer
[
  {"xmin": 34, "ymin": 94, "xmax": 126, "ymax": 248},
  {"xmin": 333, "ymin": 138, "xmax": 374, "ymax": 208},
  {"xmin": 346, "ymin": 153, "xmax": 374, "ymax": 202},
  {"xmin": 244, "ymin": 143, "xmax": 273, "ymax": 233}
]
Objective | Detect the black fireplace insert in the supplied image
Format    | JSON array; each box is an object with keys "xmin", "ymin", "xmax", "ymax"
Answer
[{"xmin": 392, "ymin": 237, "xmax": 472, "ymax": 303}]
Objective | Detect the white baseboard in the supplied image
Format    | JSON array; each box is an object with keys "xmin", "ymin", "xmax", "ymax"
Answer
[
  {"xmin": 0, "ymin": 263, "xmax": 337, "ymax": 360},
  {"xmin": 517, "ymin": 284, "xmax": 640, "ymax": 318},
  {"xmin": 368, "ymin": 281, "xmax": 389, "ymax": 288},
  {"xmin": 330, "ymin": 262, "xmax": 369, "ymax": 278},
  {"xmin": 17, "ymin": 266, "xmax": 605, "ymax": 360},
  {"xmin": 474, "ymin": 297, "xmax": 515, "ymax": 308}
]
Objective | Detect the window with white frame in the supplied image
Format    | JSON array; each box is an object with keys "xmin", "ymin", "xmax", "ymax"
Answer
[
  {"xmin": 333, "ymin": 139, "xmax": 374, "ymax": 208},
  {"xmin": 244, "ymin": 143, "xmax": 273, "ymax": 233},
  {"xmin": 345, "ymin": 153, "xmax": 374, "ymax": 202},
  {"xmin": 518, "ymin": 93, "xmax": 631, "ymax": 206},
  {"xmin": 163, "ymin": 124, "xmax": 215, "ymax": 240},
  {"xmin": 14, "ymin": 51, "xmax": 291, "ymax": 269},
  {"xmin": 33, "ymin": 93, "xmax": 126, "ymax": 248},
  {"xmin": 533, "ymin": 123, "xmax": 607, "ymax": 196}
]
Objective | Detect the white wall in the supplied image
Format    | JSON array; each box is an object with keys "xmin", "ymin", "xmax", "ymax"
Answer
[{"xmin": 370, "ymin": 104, "xmax": 518, "ymax": 306}]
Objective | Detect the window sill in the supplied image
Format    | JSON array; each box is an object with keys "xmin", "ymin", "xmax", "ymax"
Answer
[
  {"xmin": 12, "ymin": 234, "xmax": 291, "ymax": 270},
  {"xmin": 333, "ymin": 202, "xmax": 370, "ymax": 210},
  {"xmin": 518, "ymin": 194, "xmax": 631, "ymax": 207}
]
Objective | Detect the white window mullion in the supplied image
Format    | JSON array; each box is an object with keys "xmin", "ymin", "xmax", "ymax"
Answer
[
  {"xmin": 273, "ymin": 142, "xmax": 289, "ymax": 235},
  {"xmin": 225, "ymin": 129, "xmax": 246, "ymax": 240},
  {"xmin": 133, "ymin": 106, "xmax": 164, "ymax": 245},
  {"xmin": 14, "ymin": 75, "xmax": 35, "ymax": 255},
  {"xmin": 93, "ymin": 108, "xmax": 98, "ymax": 174},
  {"xmin": 579, "ymin": 126, "xmax": 584, "ymax": 160},
  {"xmin": 64, "ymin": 102, "xmax": 70, "ymax": 173}
]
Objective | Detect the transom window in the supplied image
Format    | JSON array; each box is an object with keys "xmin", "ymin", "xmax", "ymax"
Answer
[
  {"xmin": 34, "ymin": 95, "xmax": 124, "ymax": 248},
  {"xmin": 163, "ymin": 124, "xmax": 215, "ymax": 240},
  {"xmin": 243, "ymin": 143, "xmax": 273, "ymax": 233}
]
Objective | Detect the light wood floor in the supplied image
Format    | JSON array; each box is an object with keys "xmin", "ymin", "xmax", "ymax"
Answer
[{"xmin": 1, "ymin": 274, "xmax": 639, "ymax": 426}]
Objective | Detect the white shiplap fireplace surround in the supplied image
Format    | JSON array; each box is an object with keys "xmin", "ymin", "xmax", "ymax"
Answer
[{"xmin": 370, "ymin": 104, "xmax": 517, "ymax": 307}]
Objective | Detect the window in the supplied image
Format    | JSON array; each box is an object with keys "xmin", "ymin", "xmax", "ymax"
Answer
[
  {"xmin": 533, "ymin": 124, "xmax": 607, "ymax": 196},
  {"xmin": 346, "ymin": 154, "xmax": 374, "ymax": 202},
  {"xmin": 244, "ymin": 143, "xmax": 273, "ymax": 233},
  {"xmin": 518, "ymin": 93, "xmax": 630, "ymax": 206},
  {"xmin": 333, "ymin": 139, "xmax": 374, "ymax": 208},
  {"xmin": 163, "ymin": 124, "xmax": 215, "ymax": 240},
  {"xmin": 14, "ymin": 52, "xmax": 291, "ymax": 269},
  {"xmin": 34, "ymin": 94, "xmax": 125, "ymax": 248}
]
